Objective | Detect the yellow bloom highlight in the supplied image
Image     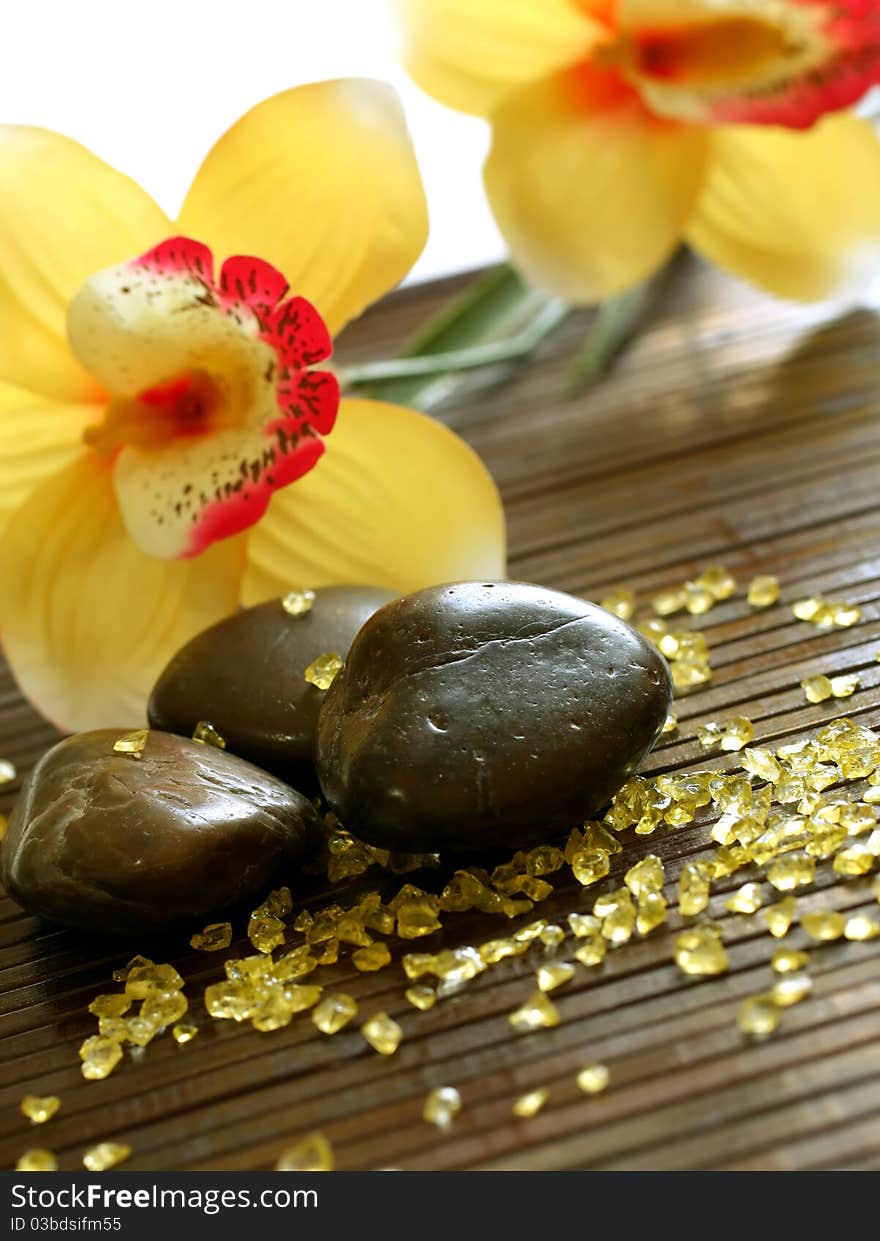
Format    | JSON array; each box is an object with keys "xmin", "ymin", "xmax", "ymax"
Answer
[
  {"xmin": 0, "ymin": 82, "xmax": 506, "ymax": 730},
  {"xmin": 396, "ymin": 1, "xmax": 880, "ymax": 303}
]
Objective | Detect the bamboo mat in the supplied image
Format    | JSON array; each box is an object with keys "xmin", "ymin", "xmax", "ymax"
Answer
[{"xmin": 2, "ymin": 256, "xmax": 880, "ymax": 1172}]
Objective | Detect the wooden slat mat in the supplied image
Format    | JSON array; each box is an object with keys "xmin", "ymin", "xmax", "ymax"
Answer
[{"xmin": 2, "ymin": 256, "xmax": 880, "ymax": 1172}]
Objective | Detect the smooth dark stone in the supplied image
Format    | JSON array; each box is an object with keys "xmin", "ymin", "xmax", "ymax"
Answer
[
  {"xmin": 147, "ymin": 585, "xmax": 395, "ymax": 784},
  {"xmin": 0, "ymin": 729, "xmax": 319, "ymax": 935},
  {"xmin": 316, "ymin": 580, "xmax": 672, "ymax": 851}
]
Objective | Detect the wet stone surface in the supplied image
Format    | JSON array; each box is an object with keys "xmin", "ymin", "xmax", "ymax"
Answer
[
  {"xmin": 1, "ymin": 729, "xmax": 319, "ymax": 934},
  {"xmin": 148, "ymin": 585, "xmax": 395, "ymax": 786},
  {"xmin": 316, "ymin": 580, "xmax": 672, "ymax": 851}
]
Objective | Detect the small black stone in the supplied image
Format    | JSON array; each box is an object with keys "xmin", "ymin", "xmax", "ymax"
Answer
[{"xmin": 147, "ymin": 585, "xmax": 394, "ymax": 785}]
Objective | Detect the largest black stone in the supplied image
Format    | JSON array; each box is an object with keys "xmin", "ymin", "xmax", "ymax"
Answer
[{"xmin": 316, "ymin": 581, "xmax": 673, "ymax": 851}]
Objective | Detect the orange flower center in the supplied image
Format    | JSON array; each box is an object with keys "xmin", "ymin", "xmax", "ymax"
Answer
[
  {"xmin": 85, "ymin": 368, "xmax": 237, "ymax": 455},
  {"xmin": 598, "ymin": 18, "xmax": 795, "ymax": 87}
]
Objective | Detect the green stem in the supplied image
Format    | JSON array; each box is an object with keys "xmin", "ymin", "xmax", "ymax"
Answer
[
  {"xmin": 562, "ymin": 283, "xmax": 652, "ymax": 396},
  {"xmin": 340, "ymin": 298, "xmax": 570, "ymax": 385}
]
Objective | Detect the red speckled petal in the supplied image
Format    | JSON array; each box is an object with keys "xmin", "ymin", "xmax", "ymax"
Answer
[
  {"xmin": 276, "ymin": 368, "xmax": 340, "ymax": 435},
  {"xmin": 114, "ymin": 419, "xmax": 326, "ymax": 560},
  {"xmin": 622, "ymin": 0, "xmax": 880, "ymax": 129},
  {"xmin": 134, "ymin": 236, "xmax": 215, "ymax": 282},
  {"xmin": 218, "ymin": 254, "xmax": 289, "ymax": 320},
  {"xmin": 263, "ymin": 295, "xmax": 334, "ymax": 369}
]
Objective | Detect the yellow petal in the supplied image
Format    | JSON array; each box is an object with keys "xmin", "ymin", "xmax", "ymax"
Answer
[
  {"xmin": 0, "ymin": 380, "xmax": 101, "ymax": 539},
  {"xmin": 242, "ymin": 397, "xmax": 506, "ymax": 604},
  {"xmin": 686, "ymin": 114, "xmax": 880, "ymax": 302},
  {"xmin": 0, "ymin": 453, "xmax": 245, "ymax": 732},
  {"xmin": 0, "ymin": 126, "xmax": 170, "ymax": 402},
  {"xmin": 394, "ymin": 0, "xmax": 602, "ymax": 116},
  {"xmin": 484, "ymin": 68, "xmax": 708, "ymax": 303},
  {"xmin": 178, "ymin": 80, "xmax": 428, "ymax": 337}
]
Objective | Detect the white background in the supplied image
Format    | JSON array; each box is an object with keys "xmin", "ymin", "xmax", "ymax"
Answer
[{"xmin": 0, "ymin": 0, "xmax": 506, "ymax": 284}]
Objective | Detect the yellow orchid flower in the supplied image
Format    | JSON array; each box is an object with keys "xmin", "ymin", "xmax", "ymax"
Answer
[
  {"xmin": 0, "ymin": 79, "xmax": 506, "ymax": 733},
  {"xmin": 395, "ymin": 1, "xmax": 880, "ymax": 303}
]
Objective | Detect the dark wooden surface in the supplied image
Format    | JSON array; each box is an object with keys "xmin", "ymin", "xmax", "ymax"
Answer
[{"xmin": 3, "ymin": 256, "xmax": 880, "ymax": 1172}]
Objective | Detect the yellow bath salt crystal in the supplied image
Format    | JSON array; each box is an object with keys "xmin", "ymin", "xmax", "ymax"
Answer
[
  {"xmin": 831, "ymin": 601, "xmax": 861, "ymax": 628},
  {"xmin": 98, "ymin": 1017, "xmax": 127, "ymax": 1041},
  {"xmin": 281, "ymin": 985, "xmax": 324, "ymax": 1016},
  {"xmin": 568, "ymin": 912, "xmax": 601, "ymax": 938},
  {"xmin": 304, "ymin": 652, "xmax": 343, "ymax": 690},
  {"xmin": 738, "ymin": 994, "xmax": 781, "ymax": 1037},
  {"xmin": 576, "ymin": 1063, "xmax": 609, "ymax": 1095},
  {"xmin": 662, "ymin": 713, "xmax": 678, "ymax": 734},
  {"xmin": 741, "ymin": 747, "xmax": 782, "ymax": 783},
  {"xmin": 771, "ymin": 974, "xmax": 812, "ymax": 1007},
  {"xmin": 683, "ymin": 582, "xmax": 714, "ymax": 615},
  {"xmin": 0, "ymin": 759, "xmax": 16, "ymax": 785},
  {"xmin": 112, "ymin": 729, "xmax": 148, "ymax": 756},
  {"xmin": 833, "ymin": 844, "xmax": 876, "ymax": 876},
  {"xmin": 624, "ymin": 854, "xmax": 664, "ymax": 897},
  {"xmin": 772, "ymin": 947, "xmax": 810, "ymax": 974},
  {"xmin": 361, "ymin": 1012, "xmax": 402, "ymax": 1055},
  {"xmin": 396, "ymin": 898, "xmax": 442, "ymax": 939},
  {"xmin": 79, "ymin": 1036, "xmax": 123, "ymax": 1081},
  {"xmin": 352, "ymin": 943, "xmax": 392, "ymax": 972},
  {"xmin": 88, "ymin": 993, "xmax": 131, "ymax": 1018},
  {"xmin": 792, "ymin": 596, "xmax": 826, "ymax": 623},
  {"xmin": 830, "ymin": 674, "xmax": 860, "ymax": 699},
  {"xmin": 720, "ymin": 718, "xmax": 755, "ymax": 752},
  {"xmin": 248, "ymin": 911, "xmax": 286, "ymax": 954},
  {"xmin": 698, "ymin": 565, "xmax": 737, "ymax": 601},
  {"xmin": 844, "ymin": 913, "xmax": 880, "ymax": 941},
  {"xmin": 801, "ymin": 675, "xmax": 833, "ymax": 704},
  {"xmin": 652, "ymin": 588, "xmax": 687, "ymax": 616},
  {"xmin": 583, "ymin": 822, "xmax": 624, "ymax": 856},
  {"xmin": 509, "ymin": 991, "xmax": 560, "ymax": 1032},
  {"xmin": 801, "ymin": 910, "xmax": 846, "ymax": 941},
  {"xmin": 480, "ymin": 938, "xmax": 525, "ymax": 964},
  {"xmin": 423, "ymin": 1087, "xmax": 462, "ymax": 1129},
  {"xmin": 191, "ymin": 720, "xmax": 225, "ymax": 748},
  {"xmin": 312, "ymin": 994, "xmax": 358, "ymax": 1034},
  {"xmin": 748, "ymin": 575, "xmax": 780, "ymax": 608},
  {"xmin": 16, "ymin": 1150, "xmax": 57, "ymax": 1172},
  {"xmin": 571, "ymin": 849, "xmax": 610, "ymax": 887},
  {"xmin": 675, "ymin": 926, "xmax": 728, "ymax": 976},
  {"xmin": 139, "ymin": 990, "xmax": 188, "ymax": 1028},
  {"xmin": 536, "ymin": 962, "xmax": 575, "ymax": 992},
  {"xmin": 125, "ymin": 963, "xmax": 184, "ymax": 998},
  {"xmin": 639, "ymin": 616, "xmax": 669, "ymax": 643},
  {"xmin": 726, "ymin": 882, "xmax": 764, "ymax": 915},
  {"xmin": 678, "ymin": 861, "xmax": 713, "ymax": 917},
  {"xmin": 20, "ymin": 1095, "xmax": 61, "ymax": 1125},
  {"xmin": 574, "ymin": 937, "xmax": 607, "ymax": 968},
  {"xmin": 600, "ymin": 588, "xmax": 636, "ymax": 620},
  {"xmin": 767, "ymin": 854, "xmax": 815, "ymax": 892},
  {"xmin": 672, "ymin": 659, "xmax": 712, "ymax": 690},
  {"xmin": 276, "ymin": 1133, "xmax": 333, "ymax": 1172},
  {"xmin": 405, "ymin": 985, "xmax": 437, "ymax": 1011},
  {"xmin": 83, "ymin": 1142, "xmax": 131, "ymax": 1172},
  {"xmin": 513, "ymin": 1088, "xmax": 548, "ymax": 1118},
  {"xmin": 282, "ymin": 588, "xmax": 316, "ymax": 617},
  {"xmin": 112, "ymin": 954, "xmax": 153, "ymax": 983},
  {"xmin": 172, "ymin": 1021, "xmax": 198, "ymax": 1044},
  {"xmin": 190, "ymin": 922, "xmax": 232, "ymax": 952},
  {"xmin": 636, "ymin": 892, "xmax": 668, "ymax": 935}
]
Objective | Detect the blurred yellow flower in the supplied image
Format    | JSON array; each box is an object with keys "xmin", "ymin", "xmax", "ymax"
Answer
[
  {"xmin": 396, "ymin": 0, "xmax": 880, "ymax": 302},
  {"xmin": 0, "ymin": 80, "xmax": 506, "ymax": 731}
]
